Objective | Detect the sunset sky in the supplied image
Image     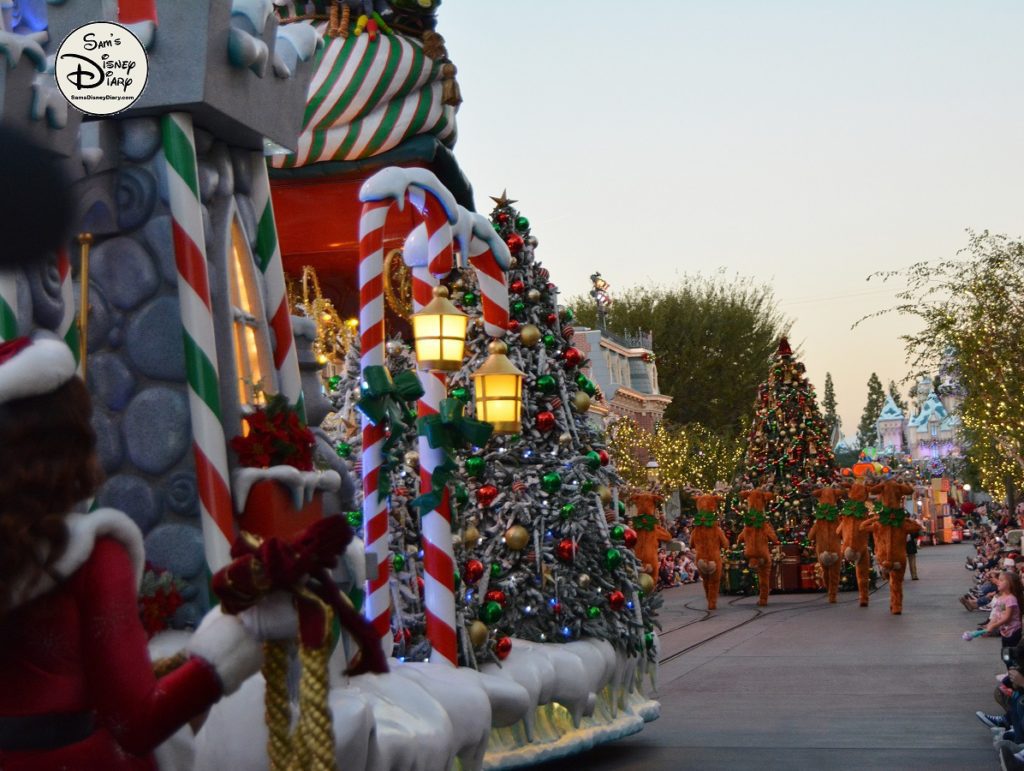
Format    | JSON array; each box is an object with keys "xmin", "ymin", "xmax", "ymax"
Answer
[{"xmin": 443, "ymin": 0, "xmax": 1024, "ymax": 435}]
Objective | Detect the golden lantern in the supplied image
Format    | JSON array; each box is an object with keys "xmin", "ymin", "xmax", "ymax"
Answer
[
  {"xmin": 646, "ymin": 460, "xmax": 660, "ymax": 484},
  {"xmin": 472, "ymin": 340, "xmax": 525, "ymax": 434},
  {"xmin": 410, "ymin": 285, "xmax": 468, "ymax": 371}
]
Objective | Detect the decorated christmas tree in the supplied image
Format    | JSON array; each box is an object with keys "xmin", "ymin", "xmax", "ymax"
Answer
[
  {"xmin": 740, "ymin": 337, "xmax": 838, "ymax": 533},
  {"xmin": 445, "ymin": 194, "xmax": 660, "ymax": 666}
]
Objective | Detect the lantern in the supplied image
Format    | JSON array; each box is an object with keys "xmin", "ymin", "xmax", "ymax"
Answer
[
  {"xmin": 646, "ymin": 460, "xmax": 660, "ymax": 484},
  {"xmin": 472, "ymin": 340, "xmax": 525, "ymax": 434},
  {"xmin": 410, "ymin": 285, "xmax": 468, "ymax": 371}
]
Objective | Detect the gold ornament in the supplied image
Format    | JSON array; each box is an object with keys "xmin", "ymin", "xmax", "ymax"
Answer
[
  {"xmin": 504, "ymin": 525, "xmax": 529, "ymax": 550},
  {"xmin": 527, "ymin": 288, "xmax": 541, "ymax": 303},
  {"xmin": 520, "ymin": 323, "xmax": 542, "ymax": 347},
  {"xmin": 577, "ymin": 573, "xmax": 591, "ymax": 589},
  {"xmin": 463, "ymin": 525, "xmax": 480, "ymax": 546},
  {"xmin": 383, "ymin": 248, "xmax": 413, "ymax": 320},
  {"xmin": 469, "ymin": 620, "xmax": 489, "ymax": 647},
  {"xmin": 597, "ymin": 484, "xmax": 612, "ymax": 504},
  {"xmin": 286, "ymin": 265, "xmax": 357, "ymax": 367},
  {"xmin": 572, "ymin": 391, "xmax": 591, "ymax": 413},
  {"xmin": 558, "ymin": 432, "xmax": 573, "ymax": 446},
  {"xmin": 638, "ymin": 573, "xmax": 655, "ymax": 594},
  {"xmin": 404, "ymin": 450, "xmax": 420, "ymax": 468}
]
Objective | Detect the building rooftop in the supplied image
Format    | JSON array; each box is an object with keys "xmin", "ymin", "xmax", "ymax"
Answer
[{"xmin": 877, "ymin": 394, "xmax": 904, "ymax": 422}]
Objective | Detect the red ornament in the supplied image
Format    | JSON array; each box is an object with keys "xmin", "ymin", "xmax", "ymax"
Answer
[
  {"xmin": 546, "ymin": 312, "xmax": 558, "ymax": 326},
  {"xmin": 495, "ymin": 636, "xmax": 512, "ymax": 660},
  {"xmin": 393, "ymin": 628, "xmax": 412, "ymax": 643},
  {"xmin": 539, "ymin": 268, "xmax": 550, "ymax": 280},
  {"xmin": 598, "ymin": 449, "xmax": 610, "ymax": 466},
  {"xmin": 536, "ymin": 411, "xmax": 556, "ymax": 432},
  {"xmin": 506, "ymin": 233, "xmax": 524, "ymax": 254},
  {"xmin": 476, "ymin": 484, "xmax": 499, "ymax": 507},
  {"xmin": 556, "ymin": 538, "xmax": 576, "ymax": 562},
  {"xmin": 623, "ymin": 527, "xmax": 638, "ymax": 548},
  {"xmin": 562, "ymin": 326, "xmax": 575, "ymax": 340},
  {"xmin": 464, "ymin": 559, "xmax": 485, "ymax": 584},
  {"xmin": 416, "ymin": 576, "xmax": 424, "ymax": 595},
  {"xmin": 551, "ymin": 601, "xmax": 563, "ymax": 615},
  {"xmin": 485, "ymin": 589, "xmax": 507, "ymax": 607},
  {"xmin": 508, "ymin": 319, "xmax": 521, "ymax": 332},
  {"xmin": 562, "ymin": 347, "xmax": 583, "ymax": 367},
  {"xmin": 608, "ymin": 590, "xmax": 626, "ymax": 611},
  {"xmin": 497, "ymin": 212, "xmax": 510, "ymax": 224},
  {"xmin": 510, "ymin": 279, "xmax": 525, "ymax": 294},
  {"xmin": 546, "ymin": 282, "xmax": 556, "ymax": 292}
]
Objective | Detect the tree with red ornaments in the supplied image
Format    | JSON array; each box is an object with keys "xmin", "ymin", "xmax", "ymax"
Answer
[
  {"xmin": 739, "ymin": 337, "xmax": 838, "ymax": 534},
  {"xmin": 445, "ymin": 193, "xmax": 660, "ymax": 665}
]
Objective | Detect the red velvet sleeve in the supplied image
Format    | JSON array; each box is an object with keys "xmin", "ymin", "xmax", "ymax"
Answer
[{"xmin": 75, "ymin": 538, "xmax": 224, "ymax": 757}]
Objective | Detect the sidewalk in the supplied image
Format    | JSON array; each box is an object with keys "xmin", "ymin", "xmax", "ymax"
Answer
[{"xmin": 536, "ymin": 543, "xmax": 999, "ymax": 770}]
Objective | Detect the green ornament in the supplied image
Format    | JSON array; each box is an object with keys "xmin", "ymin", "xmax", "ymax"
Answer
[
  {"xmin": 450, "ymin": 386, "xmax": 469, "ymax": 402},
  {"xmin": 617, "ymin": 500, "xmax": 626, "ymax": 515},
  {"xmin": 585, "ymin": 450, "xmax": 601, "ymax": 470},
  {"xmin": 335, "ymin": 442, "xmax": 352, "ymax": 459},
  {"xmin": 346, "ymin": 510, "xmax": 362, "ymax": 528},
  {"xmin": 536, "ymin": 374, "xmax": 557, "ymax": 394},
  {"xmin": 604, "ymin": 547, "xmax": 623, "ymax": 570},
  {"xmin": 541, "ymin": 471, "xmax": 562, "ymax": 493},
  {"xmin": 465, "ymin": 456, "xmax": 485, "ymax": 477},
  {"xmin": 542, "ymin": 333, "xmax": 556, "ymax": 348},
  {"xmin": 510, "ymin": 434, "xmax": 521, "ymax": 442},
  {"xmin": 392, "ymin": 553, "xmax": 406, "ymax": 571},
  {"xmin": 462, "ymin": 291, "xmax": 478, "ymax": 307},
  {"xmin": 586, "ymin": 606, "xmax": 601, "ymax": 619},
  {"xmin": 611, "ymin": 525, "xmax": 625, "ymax": 540},
  {"xmin": 562, "ymin": 307, "xmax": 574, "ymax": 322},
  {"xmin": 490, "ymin": 562, "xmax": 502, "ymax": 578},
  {"xmin": 644, "ymin": 632, "xmax": 654, "ymax": 648},
  {"xmin": 327, "ymin": 375, "xmax": 341, "ymax": 391},
  {"xmin": 453, "ymin": 569, "xmax": 461, "ymax": 588},
  {"xmin": 515, "ymin": 215, "xmax": 530, "ymax": 232},
  {"xmin": 575, "ymin": 374, "xmax": 597, "ymax": 396},
  {"xmin": 492, "ymin": 221, "xmax": 502, "ymax": 232},
  {"xmin": 454, "ymin": 485, "xmax": 469, "ymax": 506},
  {"xmin": 560, "ymin": 503, "xmax": 575, "ymax": 519},
  {"xmin": 512, "ymin": 301, "xmax": 526, "ymax": 315},
  {"xmin": 480, "ymin": 600, "xmax": 503, "ymax": 624},
  {"xmin": 582, "ymin": 480, "xmax": 595, "ymax": 494}
]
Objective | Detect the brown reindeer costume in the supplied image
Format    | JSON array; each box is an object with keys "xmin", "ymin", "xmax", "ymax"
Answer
[
  {"xmin": 629, "ymin": 492, "xmax": 673, "ymax": 576},
  {"xmin": 735, "ymin": 489, "xmax": 780, "ymax": 606},
  {"xmin": 837, "ymin": 478, "xmax": 873, "ymax": 607},
  {"xmin": 809, "ymin": 486, "xmax": 845, "ymax": 603},
  {"xmin": 859, "ymin": 480, "xmax": 921, "ymax": 614},
  {"xmin": 690, "ymin": 493, "xmax": 730, "ymax": 610}
]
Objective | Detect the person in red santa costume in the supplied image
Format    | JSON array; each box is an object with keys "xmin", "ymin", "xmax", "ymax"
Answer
[{"xmin": 0, "ymin": 334, "xmax": 295, "ymax": 770}]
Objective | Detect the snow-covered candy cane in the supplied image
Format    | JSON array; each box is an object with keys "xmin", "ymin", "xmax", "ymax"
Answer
[
  {"xmin": 358, "ymin": 167, "xmax": 458, "ymax": 643},
  {"xmin": 453, "ymin": 207, "xmax": 512, "ymax": 338}
]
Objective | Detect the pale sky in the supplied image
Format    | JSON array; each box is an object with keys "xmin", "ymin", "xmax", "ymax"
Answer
[{"xmin": 442, "ymin": 1, "xmax": 1024, "ymax": 436}]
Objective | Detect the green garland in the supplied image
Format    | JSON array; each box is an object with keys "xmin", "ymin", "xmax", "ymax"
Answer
[
  {"xmin": 693, "ymin": 511, "xmax": 718, "ymax": 528},
  {"xmin": 841, "ymin": 500, "xmax": 869, "ymax": 519},
  {"xmin": 632, "ymin": 513, "xmax": 659, "ymax": 532},
  {"xmin": 743, "ymin": 509, "xmax": 767, "ymax": 528},
  {"xmin": 877, "ymin": 505, "xmax": 907, "ymax": 527},
  {"xmin": 814, "ymin": 502, "xmax": 839, "ymax": 521}
]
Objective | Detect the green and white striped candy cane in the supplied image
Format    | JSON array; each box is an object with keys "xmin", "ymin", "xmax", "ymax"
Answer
[
  {"xmin": 0, "ymin": 270, "xmax": 17, "ymax": 342},
  {"xmin": 161, "ymin": 112, "xmax": 234, "ymax": 571}
]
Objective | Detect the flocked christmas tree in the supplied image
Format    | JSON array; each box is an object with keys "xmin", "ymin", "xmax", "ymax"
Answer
[
  {"xmin": 444, "ymin": 193, "xmax": 660, "ymax": 666},
  {"xmin": 740, "ymin": 337, "xmax": 838, "ymax": 533}
]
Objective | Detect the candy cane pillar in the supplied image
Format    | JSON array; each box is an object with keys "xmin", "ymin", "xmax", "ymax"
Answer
[
  {"xmin": 161, "ymin": 113, "xmax": 234, "ymax": 571},
  {"xmin": 0, "ymin": 271, "xmax": 18, "ymax": 342}
]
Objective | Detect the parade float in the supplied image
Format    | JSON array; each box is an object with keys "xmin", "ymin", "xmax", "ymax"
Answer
[{"xmin": 0, "ymin": 2, "xmax": 658, "ymax": 768}]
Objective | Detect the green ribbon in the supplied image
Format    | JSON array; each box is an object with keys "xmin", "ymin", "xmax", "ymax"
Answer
[
  {"xmin": 413, "ymin": 398, "xmax": 494, "ymax": 513},
  {"xmin": 693, "ymin": 511, "xmax": 718, "ymax": 528},
  {"xmin": 633, "ymin": 513, "xmax": 659, "ymax": 532},
  {"xmin": 355, "ymin": 365, "xmax": 424, "ymax": 497},
  {"xmin": 841, "ymin": 500, "xmax": 869, "ymax": 519},
  {"xmin": 743, "ymin": 509, "xmax": 767, "ymax": 528},
  {"xmin": 814, "ymin": 502, "xmax": 839, "ymax": 521},
  {"xmin": 877, "ymin": 505, "xmax": 907, "ymax": 527}
]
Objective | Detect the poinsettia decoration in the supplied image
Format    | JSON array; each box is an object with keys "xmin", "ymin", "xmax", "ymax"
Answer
[
  {"xmin": 230, "ymin": 393, "xmax": 315, "ymax": 471},
  {"xmin": 138, "ymin": 563, "xmax": 186, "ymax": 638}
]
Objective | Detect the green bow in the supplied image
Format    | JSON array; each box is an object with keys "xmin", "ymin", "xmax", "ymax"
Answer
[
  {"xmin": 356, "ymin": 366, "xmax": 424, "ymax": 497},
  {"xmin": 814, "ymin": 502, "xmax": 839, "ymax": 521},
  {"xmin": 743, "ymin": 509, "xmax": 767, "ymax": 528},
  {"xmin": 413, "ymin": 398, "xmax": 494, "ymax": 512},
  {"xmin": 633, "ymin": 513, "xmax": 659, "ymax": 532},
  {"xmin": 877, "ymin": 505, "xmax": 907, "ymax": 527},
  {"xmin": 841, "ymin": 500, "xmax": 869, "ymax": 519},
  {"xmin": 694, "ymin": 511, "xmax": 718, "ymax": 528}
]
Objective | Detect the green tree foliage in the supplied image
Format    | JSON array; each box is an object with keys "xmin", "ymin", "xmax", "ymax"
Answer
[
  {"xmin": 822, "ymin": 372, "xmax": 838, "ymax": 435},
  {"xmin": 570, "ymin": 273, "xmax": 790, "ymax": 435},
  {"xmin": 860, "ymin": 230, "xmax": 1024, "ymax": 503},
  {"xmin": 856, "ymin": 373, "xmax": 885, "ymax": 449},
  {"xmin": 888, "ymin": 380, "xmax": 908, "ymax": 413}
]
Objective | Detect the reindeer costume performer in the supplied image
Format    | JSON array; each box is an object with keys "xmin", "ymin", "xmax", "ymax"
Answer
[
  {"xmin": 809, "ymin": 486, "xmax": 844, "ymax": 603},
  {"xmin": 629, "ymin": 492, "xmax": 673, "ymax": 576},
  {"xmin": 860, "ymin": 480, "xmax": 921, "ymax": 614},
  {"xmin": 691, "ymin": 493, "xmax": 730, "ymax": 610},
  {"xmin": 735, "ymin": 489, "xmax": 780, "ymax": 606},
  {"xmin": 837, "ymin": 478, "xmax": 874, "ymax": 606}
]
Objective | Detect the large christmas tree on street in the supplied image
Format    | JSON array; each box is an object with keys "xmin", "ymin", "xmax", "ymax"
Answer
[
  {"xmin": 446, "ymin": 194, "xmax": 660, "ymax": 666},
  {"xmin": 740, "ymin": 337, "xmax": 838, "ymax": 532}
]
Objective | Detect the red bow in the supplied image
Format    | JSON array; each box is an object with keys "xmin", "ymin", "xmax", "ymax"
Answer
[
  {"xmin": 211, "ymin": 516, "xmax": 388, "ymax": 676},
  {"xmin": 0, "ymin": 337, "xmax": 30, "ymax": 366}
]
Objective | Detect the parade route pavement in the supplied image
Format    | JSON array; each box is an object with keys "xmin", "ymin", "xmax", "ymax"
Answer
[{"xmin": 535, "ymin": 542, "xmax": 999, "ymax": 770}]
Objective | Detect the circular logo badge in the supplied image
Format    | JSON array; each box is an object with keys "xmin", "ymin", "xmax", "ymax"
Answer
[{"xmin": 55, "ymin": 22, "xmax": 148, "ymax": 116}]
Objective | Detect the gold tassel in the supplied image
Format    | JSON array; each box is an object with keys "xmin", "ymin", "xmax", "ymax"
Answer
[
  {"xmin": 421, "ymin": 30, "xmax": 446, "ymax": 60},
  {"xmin": 339, "ymin": 3, "xmax": 350, "ymax": 38},
  {"xmin": 327, "ymin": 1, "xmax": 340, "ymax": 37},
  {"xmin": 441, "ymin": 62, "xmax": 462, "ymax": 107},
  {"xmin": 152, "ymin": 650, "xmax": 188, "ymax": 678}
]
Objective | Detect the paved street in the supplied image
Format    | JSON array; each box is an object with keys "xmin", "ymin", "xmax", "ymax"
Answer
[{"xmin": 538, "ymin": 543, "xmax": 999, "ymax": 770}]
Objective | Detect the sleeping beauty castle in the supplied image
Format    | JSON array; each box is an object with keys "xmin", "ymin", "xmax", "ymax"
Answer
[{"xmin": 875, "ymin": 374, "xmax": 964, "ymax": 462}]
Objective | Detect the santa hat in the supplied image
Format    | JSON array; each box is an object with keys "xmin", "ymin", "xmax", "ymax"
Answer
[{"xmin": 0, "ymin": 336, "xmax": 77, "ymax": 405}]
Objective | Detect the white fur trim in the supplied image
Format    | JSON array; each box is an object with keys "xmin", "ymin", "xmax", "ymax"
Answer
[
  {"xmin": 11, "ymin": 508, "xmax": 145, "ymax": 610},
  {"xmin": 187, "ymin": 606, "xmax": 263, "ymax": 695},
  {"xmin": 0, "ymin": 337, "xmax": 77, "ymax": 404}
]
